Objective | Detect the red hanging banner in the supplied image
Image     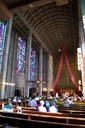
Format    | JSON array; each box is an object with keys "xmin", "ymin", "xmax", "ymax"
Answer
[
  {"xmin": 51, "ymin": 50, "xmax": 63, "ymax": 89},
  {"xmin": 51, "ymin": 48, "xmax": 79, "ymax": 90},
  {"xmin": 64, "ymin": 50, "xmax": 79, "ymax": 89}
]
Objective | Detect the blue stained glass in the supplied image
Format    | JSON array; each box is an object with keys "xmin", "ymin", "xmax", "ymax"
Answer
[
  {"xmin": 0, "ymin": 20, "xmax": 7, "ymax": 71},
  {"xmin": 30, "ymin": 50, "xmax": 36, "ymax": 81},
  {"xmin": 16, "ymin": 37, "xmax": 26, "ymax": 73}
]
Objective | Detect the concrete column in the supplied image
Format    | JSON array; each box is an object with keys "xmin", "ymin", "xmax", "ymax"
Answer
[
  {"xmin": 10, "ymin": 32, "xmax": 18, "ymax": 97},
  {"xmin": 5, "ymin": 32, "xmax": 18, "ymax": 98},
  {"xmin": 1, "ymin": 18, "xmax": 12, "ymax": 99},
  {"xmin": 35, "ymin": 52, "xmax": 39, "ymax": 95},
  {"xmin": 47, "ymin": 54, "xmax": 53, "ymax": 98},
  {"xmin": 26, "ymin": 30, "xmax": 32, "ymax": 98},
  {"xmin": 47, "ymin": 54, "xmax": 50, "ymax": 98},
  {"xmin": 39, "ymin": 45, "xmax": 43, "ymax": 96}
]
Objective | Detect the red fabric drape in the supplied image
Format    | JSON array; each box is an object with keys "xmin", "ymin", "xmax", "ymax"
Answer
[
  {"xmin": 64, "ymin": 50, "xmax": 79, "ymax": 89},
  {"xmin": 51, "ymin": 49, "xmax": 79, "ymax": 89},
  {"xmin": 51, "ymin": 50, "xmax": 63, "ymax": 89}
]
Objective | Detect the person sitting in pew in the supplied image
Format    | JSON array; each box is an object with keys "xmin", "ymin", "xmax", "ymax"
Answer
[
  {"xmin": 28, "ymin": 96, "xmax": 37, "ymax": 108},
  {"xmin": 48, "ymin": 101, "xmax": 58, "ymax": 113},
  {"xmin": 16, "ymin": 103, "xmax": 22, "ymax": 113},
  {"xmin": 67, "ymin": 98, "xmax": 74, "ymax": 105},
  {"xmin": 38, "ymin": 100, "xmax": 47, "ymax": 112},
  {"xmin": 44, "ymin": 100, "xmax": 50, "ymax": 111},
  {"xmin": 63, "ymin": 99, "xmax": 70, "ymax": 107},
  {"xmin": 12, "ymin": 96, "xmax": 17, "ymax": 103},
  {"xmin": 3, "ymin": 99, "xmax": 13, "ymax": 112}
]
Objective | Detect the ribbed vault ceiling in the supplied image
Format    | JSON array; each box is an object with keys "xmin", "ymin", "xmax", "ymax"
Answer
[{"xmin": 3, "ymin": 0, "xmax": 79, "ymax": 58}]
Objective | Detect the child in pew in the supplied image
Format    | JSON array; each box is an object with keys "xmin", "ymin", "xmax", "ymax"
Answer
[{"xmin": 16, "ymin": 103, "xmax": 22, "ymax": 113}]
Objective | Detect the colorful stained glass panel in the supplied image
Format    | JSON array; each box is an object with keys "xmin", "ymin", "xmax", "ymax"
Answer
[
  {"xmin": 0, "ymin": 20, "xmax": 7, "ymax": 71},
  {"xmin": 16, "ymin": 37, "xmax": 26, "ymax": 73},
  {"xmin": 30, "ymin": 50, "xmax": 36, "ymax": 81}
]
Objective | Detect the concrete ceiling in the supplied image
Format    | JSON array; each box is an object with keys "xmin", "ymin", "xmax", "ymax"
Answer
[{"xmin": 0, "ymin": 0, "xmax": 79, "ymax": 57}]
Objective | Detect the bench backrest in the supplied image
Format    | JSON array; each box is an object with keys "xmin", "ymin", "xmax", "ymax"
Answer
[{"xmin": 0, "ymin": 115, "xmax": 85, "ymax": 128}]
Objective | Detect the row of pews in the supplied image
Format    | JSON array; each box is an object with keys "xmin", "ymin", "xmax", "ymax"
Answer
[
  {"xmin": 0, "ymin": 100, "xmax": 85, "ymax": 127},
  {"xmin": 0, "ymin": 111, "xmax": 85, "ymax": 128}
]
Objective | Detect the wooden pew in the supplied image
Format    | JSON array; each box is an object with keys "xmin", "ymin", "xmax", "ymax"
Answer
[
  {"xmin": 21, "ymin": 108, "xmax": 85, "ymax": 118},
  {"xmin": 0, "ymin": 115, "xmax": 85, "ymax": 128},
  {"xmin": 22, "ymin": 105, "xmax": 85, "ymax": 112},
  {"xmin": 22, "ymin": 106, "xmax": 37, "ymax": 111},
  {"xmin": 22, "ymin": 106, "xmax": 85, "ymax": 115},
  {"xmin": 1, "ymin": 103, "xmax": 85, "ymax": 127},
  {"xmin": 58, "ymin": 105, "xmax": 85, "ymax": 111},
  {"xmin": 1, "ymin": 111, "xmax": 85, "ymax": 125},
  {"xmin": 12, "ymin": 108, "xmax": 85, "ymax": 118},
  {"xmin": 58, "ymin": 107, "xmax": 85, "ymax": 111},
  {"xmin": 58, "ymin": 109, "xmax": 85, "ymax": 114}
]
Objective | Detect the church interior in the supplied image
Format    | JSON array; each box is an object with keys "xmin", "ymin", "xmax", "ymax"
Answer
[
  {"xmin": 0, "ymin": 0, "xmax": 84, "ymax": 98},
  {"xmin": 0, "ymin": 0, "xmax": 85, "ymax": 128}
]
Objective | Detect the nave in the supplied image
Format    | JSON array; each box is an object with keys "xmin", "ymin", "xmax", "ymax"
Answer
[{"xmin": 0, "ymin": 0, "xmax": 85, "ymax": 127}]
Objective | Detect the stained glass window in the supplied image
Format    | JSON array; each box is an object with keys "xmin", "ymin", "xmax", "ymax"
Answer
[
  {"xmin": 30, "ymin": 50, "xmax": 36, "ymax": 80},
  {"xmin": 16, "ymin": 37, "xmax": 26, "ymax": 73},
  {"xmin": 0, "ymin": 20, "xmax": 7, "ymax": 71}
]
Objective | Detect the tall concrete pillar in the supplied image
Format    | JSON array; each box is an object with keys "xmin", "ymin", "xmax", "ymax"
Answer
[
  {"xmin": 4, "ymin": 31, "xmax": 18, "ymax": 98},
  {"xmin": 1, "ymin": 18, "xmax": 12, "ymax": 99},
  {"xmin": 39, "ymin": 45, "xmax": 43, "ymax": 96},
  {"xmin": 26, "ymin": 30, "xmax": 32, "ymax": 98},
  {"xmin": 10, "ymin": 33, "xmax": 18, "ymax": 97},
  {"xmin": 47, "ymin": 54, "xmax": 53, "ymax": 98},
  {"xmin": 47, "ymin": 54, "xmax": 50, "ymax": 98}
]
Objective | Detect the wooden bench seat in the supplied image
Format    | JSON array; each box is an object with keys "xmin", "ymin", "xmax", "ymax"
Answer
[
  {"xmin": 58, "ymin": 109, "xmax": 85, "ymax": 114},
  {"xmin": 12, "ymin": 108, "xmax": 85, "ymax": 118},
  {"xmin": 21, "ymin": 109, "xmax": 85, "ymax": 118},
  {"xmin": 22, "ymin": 106, "xmax": 37, "ymax": 111},
  {"xmin": 1, "ymin": 111, "xmax": 85, "ymax": 125},
  {"xmin": 22, "ymin": 105, "xmax": 85, "ymax": 112},
  {"xmin": 58, "ymin": 107, "xmax": 85, "ymax": 111},
  {"xmin": 0, "ymin": 115, "xmax": 85, "ymax": 128},
  {"xmin": 22, "ymin": 106, "xmax": 85, "ymax": 115}
]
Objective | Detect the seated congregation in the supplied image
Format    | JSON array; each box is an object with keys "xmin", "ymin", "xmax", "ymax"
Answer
[{"xmin": 1, "ymin": 92, "xmax": 85, "ymax": 128}]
